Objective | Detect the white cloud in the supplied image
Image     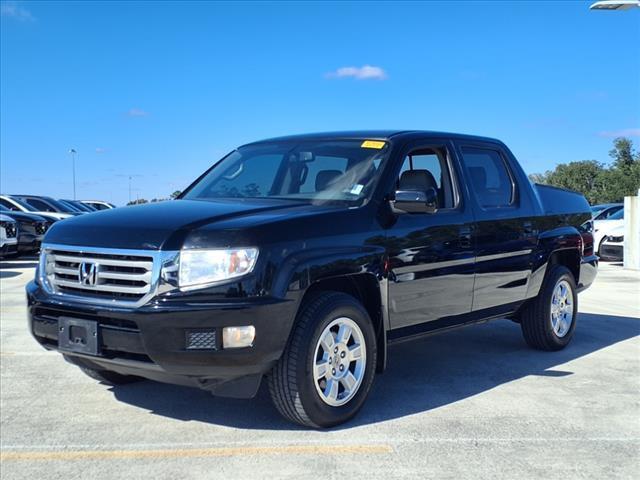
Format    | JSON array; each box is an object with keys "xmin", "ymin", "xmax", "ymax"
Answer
[
  {"xmin": 326, "ymin": 65, "xmax": 387, "ymax": 80},
  {"xmin": 95, "ymin": 147, "xmax": 107, "ymax": 154},
  {"xmin": 598, "ymin": 128, "xmax": 640, "ymax": 138},
  {"xmin": 1, "ymin": 1, "xmax": 34, "ymax": 21},
  {"xmin": 127, "ymin": 108, "xmax": 149, "ymax": 117}
]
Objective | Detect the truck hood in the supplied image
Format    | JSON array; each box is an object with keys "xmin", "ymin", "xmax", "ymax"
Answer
[{"xmin": 43, "ymin": 198, "xmax": 322, "ymax": 250}]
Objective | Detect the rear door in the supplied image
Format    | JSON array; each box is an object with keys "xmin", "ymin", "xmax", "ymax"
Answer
[
  {"xmin": 386, "ymin": 139, "xmax": 476, "ymax": 331},
  {"xmin": 455, "ymin": 141, "xmax": 537, "ymax": 312}
]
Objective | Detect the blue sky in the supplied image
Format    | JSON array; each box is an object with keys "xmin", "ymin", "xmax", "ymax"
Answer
[{"xmin": 1, "ymin": 1, "xmax": 639, "ymax": 205}]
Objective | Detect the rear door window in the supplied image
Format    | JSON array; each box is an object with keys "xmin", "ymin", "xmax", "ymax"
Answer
[{"xmin": 461, "ymin": 147, "xmax": 515, "ymax": 208}]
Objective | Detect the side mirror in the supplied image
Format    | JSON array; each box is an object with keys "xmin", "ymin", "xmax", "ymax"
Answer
[{"xmin": 392, "ymin": 187, "xmax": 438, "ymax": 214}]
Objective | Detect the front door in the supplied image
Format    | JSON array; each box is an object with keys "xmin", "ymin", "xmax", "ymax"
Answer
[{"xmin": 387, "ymin": 141, "xmax": 476, "ymax": 332}]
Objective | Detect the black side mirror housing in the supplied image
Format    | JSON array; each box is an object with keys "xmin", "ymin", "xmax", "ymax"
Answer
[{"xmin": 392, "ymin": 187, "xmax": 438, "ymax": 214}]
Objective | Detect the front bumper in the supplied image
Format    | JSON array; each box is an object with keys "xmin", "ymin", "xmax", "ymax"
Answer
[
  {"xmin": 600, "ymin": 244, "xmax": 623, "ymax": 262},
  {"xmin": 17, "ymin": 234, "xmax": 41, "ymax": 253},
  {"xmin": 1, "ymin": 242, "xmax": 18, "ymax": 257},
  {"xmin": 27, "ymin": 281, "xmax": 296, "ymax": 398}
]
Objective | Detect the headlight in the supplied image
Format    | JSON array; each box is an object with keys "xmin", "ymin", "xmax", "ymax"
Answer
[{"xmin": 178, "ymin": 248, "xmax": 258, "ymax": 289}]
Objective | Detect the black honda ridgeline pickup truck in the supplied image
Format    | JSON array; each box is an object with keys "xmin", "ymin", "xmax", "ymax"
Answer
[{"xmin": 28, "ymin": 131, "xmax": 597, "ymax": 427}]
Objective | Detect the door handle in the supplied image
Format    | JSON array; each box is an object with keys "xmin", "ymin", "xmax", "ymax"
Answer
[
  {"xmin": 459, "ymin": 226, "xmax": 472, "ymax": 249},
  {"xmin": 523, "ymin": 221, "xmax": 537, "ymax": 236}
]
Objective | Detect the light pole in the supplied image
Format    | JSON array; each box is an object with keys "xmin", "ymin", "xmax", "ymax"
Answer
[
  {"xmin": 69, "ymin": 149, "xmax": 77, "ymax": 200},
  {"xmin": 590, "ymin": 0, "xmax": 639, "ymax": 9}
]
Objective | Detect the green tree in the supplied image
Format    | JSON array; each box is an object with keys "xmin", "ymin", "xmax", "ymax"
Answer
[
  {"xmin": 170, "ymin": 190, "xmax": 182, "ymax": 199},
  {"xmin": 544, "ymin": 160, "xmax": 606, "ymax": 204},
  {"xmin": 601, "ymin": 138, "xmax": 640, "ymax": 202},
  {"xmin": 529, "ymin": 137, "xmax": 640, "ymax": 204},
  {"xmin": 609, "ymin": 137, "xmax": 639, "ymax": 169},
  {"xmin": 126, "ymin": 198, "xmax": 148, "ymax": 206},
  {"xmin": 528, "ymin": 172, "xmax": 550, "ymax": 184}
]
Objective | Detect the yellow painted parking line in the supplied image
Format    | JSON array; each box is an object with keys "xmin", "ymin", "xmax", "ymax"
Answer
[
  {"xmin": 1, "ymin": 444, "xmax": 393, "ymax": 461},
  {"xmin": 0, "ymin": 351, "xmax": 57, "ymax": 356}
]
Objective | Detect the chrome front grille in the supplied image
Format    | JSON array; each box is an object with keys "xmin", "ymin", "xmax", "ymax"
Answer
[{"xmin": 41, "ymin": 244, "xmax": 162, "ymax": 306}]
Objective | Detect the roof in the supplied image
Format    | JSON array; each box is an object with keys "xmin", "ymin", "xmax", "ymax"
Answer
[{"xmin": 242, "ymin": 130, "xmax": 502, "ymax": 146}]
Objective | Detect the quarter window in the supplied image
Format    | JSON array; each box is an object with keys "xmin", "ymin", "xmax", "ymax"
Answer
[{"xmin": 461, "ymin": 147, "xmax": 515, "ymax": 208}]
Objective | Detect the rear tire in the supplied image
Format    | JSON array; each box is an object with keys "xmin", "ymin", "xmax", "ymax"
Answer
[
  {"xmin": 268, "ymin": 292, "xmax": 377, "ymax": 428},
  {"xmin": 520, "ymin": 265, "xmax": 578, "ymax": 351},
  {"xmin": 78, "ymin": 366, "xmax": 143, "ymax": 385}
]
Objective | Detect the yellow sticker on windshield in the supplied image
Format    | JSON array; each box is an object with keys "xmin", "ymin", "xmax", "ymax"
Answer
[{"xmin": 361, "ymin": 140, "xmax": 386, "ymax": 149}]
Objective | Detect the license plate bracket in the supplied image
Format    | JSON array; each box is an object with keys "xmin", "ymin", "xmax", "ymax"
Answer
[{"xmin": 58, "ymin": 317, "xmax": 99, "ymax": 356}]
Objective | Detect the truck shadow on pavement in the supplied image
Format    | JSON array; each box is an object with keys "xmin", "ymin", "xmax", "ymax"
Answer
[
  {"xmin": 0, "ymin": 257, "xmax": 39, "ymax": 278},
  {"xmin": 110, "ymin": 312, "xmax": 639, "ymax": 430}
]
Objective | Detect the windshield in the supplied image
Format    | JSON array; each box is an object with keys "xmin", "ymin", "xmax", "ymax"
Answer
[
  {"xmin": 7, "ymin": 196, "xmax": 38, "ymax": 212},
  {"xmin": 608, "ymin": 209, "xmax": 624, "ymax": 220},
  {"xmin": 594, "ymin": 206, "xmax": 622, "ymax": 220},
  {"xmin": 59, "ymin": 200, "xmax": 83, "ymax": 212},
  {"xmin": 74, "ymin": 201, "xmax": 97, "ymax": 211},
  {"xmin": 183, "ymin": 140, "xmax": 390, "ymax": 205}
]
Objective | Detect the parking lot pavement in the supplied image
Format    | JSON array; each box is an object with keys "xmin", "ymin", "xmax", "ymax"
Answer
[{"xmin": 0, "ymin": 259, "xmax": 638, "ymax": 480}]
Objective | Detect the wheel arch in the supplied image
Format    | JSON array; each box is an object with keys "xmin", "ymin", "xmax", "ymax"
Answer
[
  {"xmin": 526, "ymin": 225, "xmax": 583, "ymax": 299},
  {"xmin": 547, "ymin": 248, "xmax": 580, "ymax": 284},
  {"xmin": 299, "ymin": 273, "xmax": 387, "ymax": 373}
]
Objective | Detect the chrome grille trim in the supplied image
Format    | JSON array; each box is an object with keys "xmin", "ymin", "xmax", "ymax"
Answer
[{"xmin": 39, "ymin": 243, "xmax": 179, "ymax": 308}]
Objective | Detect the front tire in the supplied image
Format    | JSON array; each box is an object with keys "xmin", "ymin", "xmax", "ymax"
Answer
[
  {"xmin": 268, "ymin": 292, "xmax": 377, "ymax": 428},
  {"xmin": 520, "ymin": 265, "xmax": 578, "ymax": 351}
]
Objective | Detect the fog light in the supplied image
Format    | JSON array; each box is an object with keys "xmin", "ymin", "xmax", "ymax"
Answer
[{"xmin": 222, "ymin": 326, "xmax": 255, "ymax": 348}]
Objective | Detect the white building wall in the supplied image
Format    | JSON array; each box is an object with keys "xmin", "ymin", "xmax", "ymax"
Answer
[{"xmin": 623, "ymin": 189, "xmax": 640, "ymax": 270}]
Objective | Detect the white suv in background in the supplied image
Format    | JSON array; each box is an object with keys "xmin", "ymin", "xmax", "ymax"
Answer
[
  {"xmin": 80, "ymin": 200, "xmax": 116, "ymax": 210},
  {"xmin": 600, "ymin": 225, "xmax": 624, "ymax": 262},
  {"xmin": 594, "ymin": 208, "xmax": 624, "ymax": 255}
]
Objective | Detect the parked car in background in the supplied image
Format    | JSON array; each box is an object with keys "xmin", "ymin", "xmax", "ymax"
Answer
[
  {"xmin": 600, "ymin": 225, "xmax": 624, "ymax": 262},
  {"xmin": 81, "ymin": 200, "xmax": 115, "ymax": 210},
  {"xmin": 12, "ymin": 195, "xmax": 82, "ymax": 217},
  {"xmin": 0, "ymin": 207, "xmax": 53, "ymax": 256},
  {"xmin": 0, "ymin": 194, "xmax": 72, "ymax": 221},
  {"xmin": 592, "ymin": 203, "xmax": 623, "ymax": 221},
  {"xmin": 0, "ymin": 214, "xmax": 18, "ymax": 258},
  {"xmin": 57, "ymin": 199, "xmax": 90, "ymax": 214},
  {"xmin": 594, "ymin": 208, "xmax": 624, "ymax": 254},
  {"xmin": 61, "ymin": 200, "xmax": 97, "ymax": 212}
]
